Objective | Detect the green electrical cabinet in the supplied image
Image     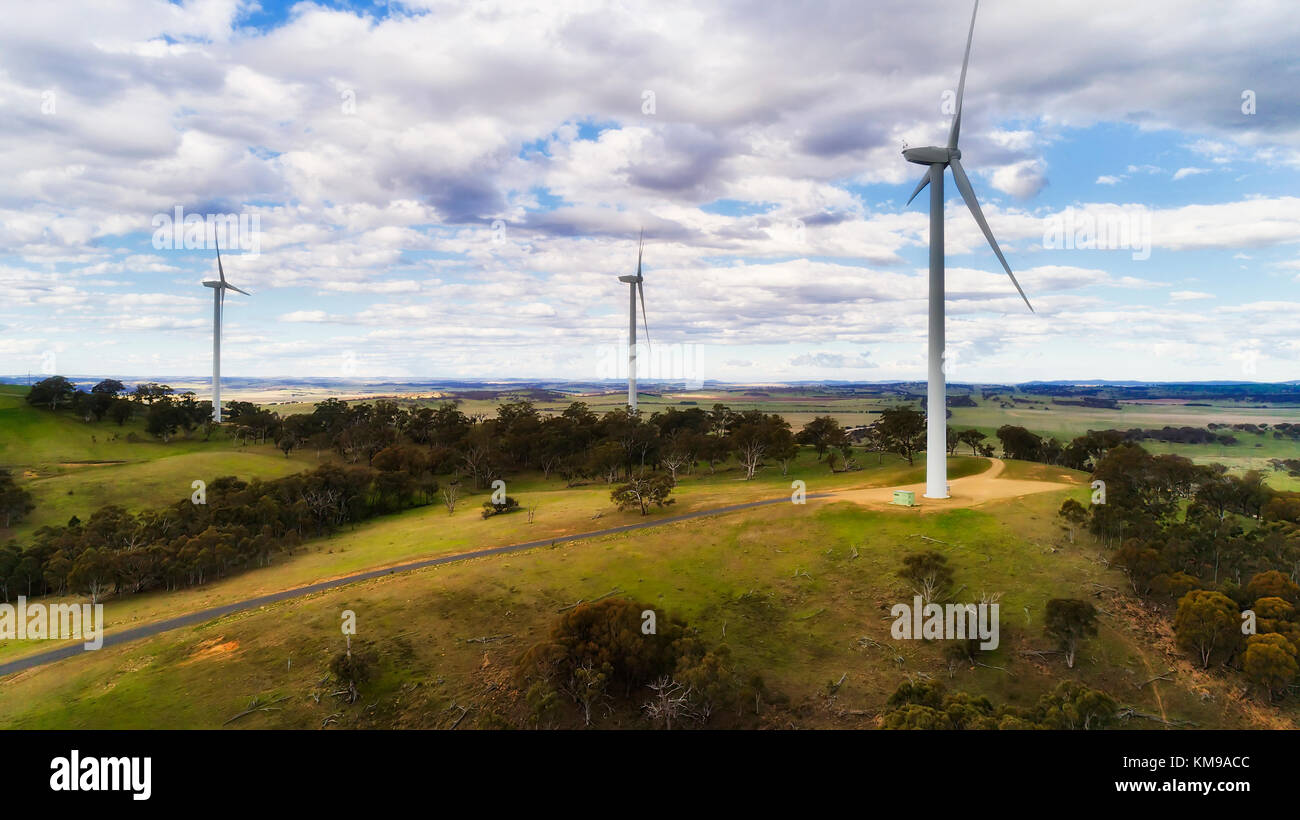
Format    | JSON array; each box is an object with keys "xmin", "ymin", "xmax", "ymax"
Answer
[{"xmin": 892, "ymin": 490, "xmax": 916, "ymax": 507}]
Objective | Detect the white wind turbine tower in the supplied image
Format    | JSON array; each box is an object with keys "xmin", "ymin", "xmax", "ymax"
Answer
[
  {"xmin": 901, "ymin": 0, "xmax": 1033, "ymax": 499},
  {"xmin": 202, "ymin": 234, "xmax": 250, "ymax": 423},
  {"xmin": 617, "ymin": 231, "xmax": 650, "ymax": 411}
]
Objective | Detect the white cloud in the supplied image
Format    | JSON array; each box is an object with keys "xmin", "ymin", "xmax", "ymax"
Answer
[
  {"xmin": 989, "ymin": 159, "xmax": 1048, "ymax": 199},
  {"xmin": 789, "ymin": 351, "xmax": 875, "ymax": 369},
  {"xmin": 2, "ymin": 1, "xmax": 1300, "ymax": 381}
]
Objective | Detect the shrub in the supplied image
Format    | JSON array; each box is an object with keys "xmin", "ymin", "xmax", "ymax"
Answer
[
  {"xmin": 481, "ymin": 495, "xmax": 521, "ymax": 519},
  {"xmin": 1044, "ymin": 598, "xmax": 1099, "ymax": 668},
  {"xmin": 897, "ymin": 551, "xmax": 953, "ymax": 602},
  {"xmin": 1173, "ymin": 590, "xmax": 1242, "ymax": 669},
  {"xmin": 1242, "ymin": 633, "xmax": 1298, "ymax": 700},
  {"xmin": 1246, "ymin": 570, "xmax": 1299, "ymax": 604},
  {"xmin": 515, "ymin": 598, "xmax": 737, "ymax": 727},
  {"xmin": 329, "ymin": 642, "xmax": 377, "ymax": 704}
]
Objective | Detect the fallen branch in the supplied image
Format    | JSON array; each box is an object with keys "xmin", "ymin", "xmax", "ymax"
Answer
[
  {"xmin": 1019, "ymin": 648, "xmax": 1062, "ymax": 660},
  {"xmin": 464, "ymin": 634, "xmax": 513, "ymax": 644},
  {"xmin": 449, "ymin": 705, "xmax": 470, "ymax": 729},
  {"xmin": 1140, "ymin": 671, "xmax": 1174, "ymax": 687},
  {"xmin": 557, "ymin": 587, "xmax": 622, "ymax": 612},
  {"xmin": 1117, "ymin": 707, "xmax": 1198, "ymax": 728},
  {"xmin": 223, "ymin": 695, "xmax": 291, "ymax": 726},
  {"xmin": 828, "ymin": 672, "xmax": 847, "ymax": 695},
  {"xmin": 909, "ymin": 534, "xmax": 953, "ymax": 546}
]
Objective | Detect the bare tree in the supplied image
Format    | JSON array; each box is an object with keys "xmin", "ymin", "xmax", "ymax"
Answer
[
  {"xmin": 462, "ymin": 445, "xmax": 495, "ymax": 489},
  {"xmin": 442, "ymin": 482, "xmax": 461, "ymax": 515},
  {"xmin": 301, "ymin": 487, "xmax": 342, "ymax": 534},
  {"xmin": 911, "ymin": 572, "xmax": 946, "ymax": 606},
  {"xmin": 86, "ymin": 576, "xmax": 111, "ymax": 606},
  {"xmin": 737, "ymin": 439, "xmax": 765, "ymax": 480},
  {"xmin": 661, "ymin": 450, "xmax": 691, "ymax": 483},
  {"xmin": 642, "ymin": 676, "xmax": 696, "ymax": 730}
]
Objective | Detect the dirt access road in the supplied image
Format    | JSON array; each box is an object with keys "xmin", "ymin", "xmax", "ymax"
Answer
[{"xmin": 830, "ymin": 457, "xmax": 1077, "ymax": 511}]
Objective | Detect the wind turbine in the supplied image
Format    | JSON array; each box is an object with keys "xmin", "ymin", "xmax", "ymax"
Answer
[
  {"xmin": 202, "ymin": 234, "xmax": 250, "ymax": 423},
  {"xmin": 902, "ymin": 0, "xmax": 1033, "ymax": 499},
  {"xmin": 617, "ymin": 231, "xmax": 650, "ymax": 411}
]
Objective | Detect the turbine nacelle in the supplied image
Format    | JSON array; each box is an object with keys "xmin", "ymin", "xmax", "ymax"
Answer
[
  {"xmin": 902, "ymin": 145, "xmax": 958, "ymax": 165},
  {"xmin": 617, "ymin": 274, "xmax": 642, "ymax": 284}
]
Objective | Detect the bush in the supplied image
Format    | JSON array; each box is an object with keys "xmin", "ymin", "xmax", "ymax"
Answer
[
  {"xmin": 1025, "ymin": 681, "xmax": 1117, "ymax": 730},
  {"xmin": 329, "ymin": 642, "xmax": 377, "ymax": 704},
  {"xmin": 0, "ymin": 470, "xmax": 35, "ymax": 529},
  {"xmin": 879, "ymin": 679, "xmax": 1112, "ymax": 730},
  {"xmin": 515, "ymin": 598, "xmax": 737, "ymax": 727},
  {"xmin": 1242, "ymin": 633, "xmax": 1297, "ymax": 700},
  {"xmin": 1246, "ymin": 570, "xmax": 1299, "ymax": 605},
  {"xmin": 481, "ymin": 495, "xmax": 521, "ymax": 519},
  {"xmin": 897, "ymin": 551, "xmax": 953, "ymax": 602},
  {"xmin": 1173, "ymin": 590, "xmax": 1243, "ymax": 669},
  {"xmin": 1044, "ymin": 598, "xmax": 1098, "ymax": 668}
]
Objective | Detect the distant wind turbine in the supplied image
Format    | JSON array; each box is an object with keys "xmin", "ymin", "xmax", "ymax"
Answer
[
  {"xmin": 617, "ymin": 231, "xmax": 650, "ymax": 411},
  {"xmin": 202, "ymin": 234, "xmax": 250, "ymax": 423},
  {"xmin": 902, "ymin": 0, "xmax": 1033, "ymax": 499}
]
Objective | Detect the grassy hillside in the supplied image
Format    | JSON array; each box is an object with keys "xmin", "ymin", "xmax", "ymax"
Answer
[
  {"xmin": 15, "ymin": 451, "xmax": 319, "ymax": 536},
  {"xmin": 0, "ymin": 384, "xmax": 214, "ymax": 467},
  {"xmin": 0, "ymin": 449, "xmax": 985, "ymax": 666},
  {"xmin": 0, "ymin": 486, "xmax": 1279, "ymax": 730},
  {"xmin": 3, "ymin": 380, "xmax": 1298, "ymax": 730},
  {"xmin": 0, "ymin": 383, "xmax": 320, "ymax": 538}
]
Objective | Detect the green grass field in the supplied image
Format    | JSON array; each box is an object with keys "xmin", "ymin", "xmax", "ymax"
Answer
[
  {"xmin": 1, "ymin": 381, "xmax": 1297, "ymax": 730},
  {"xmin": 0, "ymin": 485, "xmax": 1268, "ymax": 730},
  {"xmin": 0, "ymin": 384, "xmax": 322, "ymax": 539},
  {"xmin": 0, "ymin": 447, "xmax": 984, "ymax": 666}
]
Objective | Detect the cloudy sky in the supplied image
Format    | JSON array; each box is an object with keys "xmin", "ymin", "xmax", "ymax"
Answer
[{"xmin": 2, "ymin": 0, "xmax": 1299, "ymax": 385}]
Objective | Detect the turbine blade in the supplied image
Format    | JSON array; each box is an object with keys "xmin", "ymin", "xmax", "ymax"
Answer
[
  {"xmin": 225, "ymin": 284, "xmax": 251, "ymax": 296},
  {"xmin": 637, "ymin": 228, "xmax": 643, "ymax": 277},
  {"xmin": 637, "ymin": 280, "xmax": 650, "ymax": 345},
  {"xmin": 215, "ymin": 233, "xmax": 227, "ymax": 284},
  {"xmin": 949, "ymin": 158, "xmax": 1033, "ymax": 312},
  {"xmin": 905, "ymin": 170, "xmax": 931, "ymax": 206},
  {"xmin": 948, "ymin": 0, "xmax": 980, "ymax": 150}
]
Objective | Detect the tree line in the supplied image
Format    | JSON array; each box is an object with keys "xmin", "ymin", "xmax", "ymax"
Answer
[
  {"xmin": 6, "ymin": 387, "xmax": 928, "ymax": 603},
  {"xmin": 1063, "ymin": 442, "xmax": 1300, "ymax": 700},
  {"xmin": 0, "ymin": 461, "xmax": 439, "ymax": 603},
  {"xmin": 26, "ymin": 376, "xmax": 215, "ymax": 439}
]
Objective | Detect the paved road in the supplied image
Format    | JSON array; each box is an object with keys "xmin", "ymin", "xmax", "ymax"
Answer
[{"xmin": 0, "ymin": 491, "xmax": 827, "ymax": 678}]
